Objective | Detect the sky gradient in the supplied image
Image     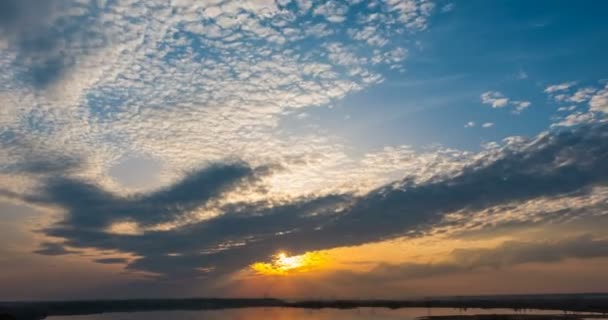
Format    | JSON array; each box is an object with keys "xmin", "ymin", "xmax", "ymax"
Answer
[{"xmin": 1, "ymin": 0, "xmax": 608, "ymax": 300}]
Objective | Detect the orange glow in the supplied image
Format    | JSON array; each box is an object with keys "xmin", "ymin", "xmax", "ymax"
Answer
[{"xmin": 251, "ymin": 251, "xmax": 325, "ymax": 275}]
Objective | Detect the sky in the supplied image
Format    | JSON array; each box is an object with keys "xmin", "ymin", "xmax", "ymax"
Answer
[{"xmin": 1, "ymin": 0, "xmax": 608, "ymax": 300}]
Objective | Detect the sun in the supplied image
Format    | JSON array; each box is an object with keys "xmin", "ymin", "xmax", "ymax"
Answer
[{"xmin": 250, "ymin": 251, "xmax": 325, "ymax": 275}]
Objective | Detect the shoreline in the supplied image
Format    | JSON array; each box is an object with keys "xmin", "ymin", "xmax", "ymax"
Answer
[{"xmin": 2, "ymin": 294, "xmax": 608, "ymax": 320}]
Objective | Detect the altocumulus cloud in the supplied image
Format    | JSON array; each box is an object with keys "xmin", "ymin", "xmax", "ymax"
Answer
[
  {"xmin": 0, "ymin": 0, "xmax": 435, "ymax": 195},
  {"xmin": 0, "ymin": 0, "xmax": 106, "ymax": 87},
  {"xmin": 27, "ymin": 123, "xmax": 608, "ymax": 280}
]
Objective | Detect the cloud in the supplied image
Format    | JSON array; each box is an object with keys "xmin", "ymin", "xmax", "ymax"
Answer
[
  {"xmin": 34, "ymin": 162, "xmax": 261, "ymax": 230},
  {"xmin": 481, "ymin": 92, "xmax": 531, "ymax": 113},
  {"xmin": 552, "ymin": 112, "xmax": 595, "ymax": 127},
  {"xmin": 547, "ymin": 85, "xmax": 597, "ymax": 105},
  {"xmin": 590, "ymin": 84, "xmax": 608, "ymax": 113},
  {"xmin": 332, "ymin": 235, "xmax": 608, "ymax": 283},
  {"xmin": 33, "ymin": 242, "xmax": 78, "ymax": 256},
  {"xmin": 512, "ymin": 100, "xmax": 531, "ymax": 113},
  {"xmin": 549, "ymin": 83, "xmax": 608, "ymax": 127},
  {"xmin": 2, "ymin": 0, "xmax": 606, "ymax": 291},
  {"xmin": 94, "ymin": 258, "xmax": 129, "ymax": 264},
  {"xmin": 516, "ymin": 70, "xmax": 528, "ymax": 80},
  {"xmin": 29, "ymin": 123, "xmax": 608, "ymax": 280},
  {"xmin": 0, "ymin": 0, "xmax": 437, "ymax": 202},
  {"xmin": 451, "ymin": 235, "xmax": 608, "ymax": 268},
  {"xmin": 557, "ymin": 106, "xmax": 577, "ymax": 112},
  {"xmin": 313, "ymin": 1, "xmax": 349, "ymax": 23},
  {"xmin": 441, "ymin": 3, "xmax": 455, "ymax": 13},
  {"xmin": 0, "ymin": 0, "xmax": 106, "ymax": 88},
  {"xmin": 433, "ymin": 186, "xmax": 608, "ymax": 242},
  {"xmin": 569, "ymin": 87, "xmax": 597, "ymax": 103},
  {"xmin": 545, "ymin": 82, "xmax": 576, "ymax": 94},
  {"xmin": 481, "ymin": 91, "xmax": 509, "ymax": 108},
  {"xmin": 482, "ymin": 122, "xmax": 494, "ymax": 128},
  {"xmin": 465, "ymin": 121, "xmax": 475, "ymax": 128}
]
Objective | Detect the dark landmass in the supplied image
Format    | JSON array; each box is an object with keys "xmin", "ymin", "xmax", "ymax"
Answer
[
  {"xmin": 420, "ymin": 315, "xmax": 607, "ymax": 320},
  {"xmin": 1, "ymin": 293, "xmax": 607, "ymax": 320}
]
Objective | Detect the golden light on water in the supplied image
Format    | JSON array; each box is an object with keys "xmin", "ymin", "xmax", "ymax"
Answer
[{"xmin": 251, "ymin": 251, "xmax": 325, "ymax": 275}]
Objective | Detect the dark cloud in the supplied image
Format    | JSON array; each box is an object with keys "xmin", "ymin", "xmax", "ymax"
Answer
[
  {"xmin": 33, "ymin": 242, "xmax": 78, "ymax": 256},
  {"xmin": 42, "ymin": 192, "xmax": 352, "ymax": 278},
  {"xmin": 32, "ymin": 123, "xmax": 608, "ymax": 280},
  {"xmin": 330, "ymin": 235, "xmax": 608, "ymax": 285},
  {"xmin": 0, "ymin": 0, "xmax": 105, "ymax": 88},
  {"xmin": 0, "ymin": 131, "xmax": 83, "ymax": 177},
  {"xmin": 17, "ymin": 157, "xmax": 82, "ymax": 175},
  {"xmin": 40, "ymin": 162, "xmax": 259, "ymax": 229},
  {"xmin": 94, "ymin": 258, "xmax": 129, "ymax": 264},
  {"xmin": 446, "ymin": 201, "xmax": 608, "ymax": 241},
  {"xmin": 0, "ymin": 0, "xmax": 56, "ymax": 32},
  {"xmin": 452, "ymin": 234, "xmax": 608, "ymax": 267}
]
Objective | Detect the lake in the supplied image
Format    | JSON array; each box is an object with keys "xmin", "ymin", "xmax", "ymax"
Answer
[{"xmin": 48, "ymin": 307, "xmax": 604, "ymax": 320}]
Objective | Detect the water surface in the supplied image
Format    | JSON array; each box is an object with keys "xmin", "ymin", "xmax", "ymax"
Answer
[{"xmin": 48, "ymin": 307, "xmax": 594, "ymax": 320}]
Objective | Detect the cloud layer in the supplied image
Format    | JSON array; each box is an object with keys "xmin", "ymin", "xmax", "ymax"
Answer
[
  {"xmin": 26, "ymin": 123, "xmax": 608, "ymax": 280},
  {"xmin": 1, "ymin": 0, "xmax": 608, "ymax": 297}
]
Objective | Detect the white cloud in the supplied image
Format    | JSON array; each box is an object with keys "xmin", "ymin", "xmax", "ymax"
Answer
[
  {"xmin": 548, "ymin": 83, "xmax": 608, "ymax": 127},
  {"xmin": 516, "ymin": 70, "xmax": 528, "ymax": 80},
  {"xmin": 481, "ymin": 91, "xmax": 509, "ymax": 108},
  {"xmin": 545, "ymin": 81, "xmax": 576, "ymax": 94},
  {"xmin": 325, "ymin": 42, "xmax": 365, "ymax": 66},
  {"xmin": 481, "ymin": 91, "xmax": 531, "ymax": 113},
  {"xmin": 482, "ymin": 122, "xmax": 494, "ymax": 128},
  {"xmin": 349, "ymin": 26, "xmax": 389, "ymax": 47},
  {"xmin": 547, "ymin": 84, "xmax": 599, "ymax": 105},
  {"xmin": 557, "ymin": 106, "xmax": 577, "ymax": 112},
  {"xmin": 296, "ymin": 0, "xmax": 313, "ymax": 14},
  {"xmin": 0, "ymin": 0, "xmax": 438, "ymax": 199},
  {"xmin": 589, "ymin": 84, "xmax": 608, "ymax": 113},
  {"xmin": 569, "ymin": 87, "xmax": 597, "ymax": 103},
  {"xmin": 296, "ymin": 112, "xmax": 309, "ymax": 120},
  {"xmin": 313, "ymin": 1, "xmax": 349, "ymax": 23},
  {"xmin": 438, "ymin": 186, "xmax": 608, "ymax": 240},
  {"xmin": 552, "ymin": 112, "xmax": 595, "ymax": 127},
  {"xmin": 464, "ymin": 121, "xmax": 475, "ymax": 128},
  {"xmin": 512, "ymin": 100, "xmax": 532, "ymax": 113},
  {"xmin": 441, "ymin": 3, "xmax": 454, "ymax": 13},
  {"xmin": 385, "ymin": 0, "xmax": 435, "ymax": 30}
]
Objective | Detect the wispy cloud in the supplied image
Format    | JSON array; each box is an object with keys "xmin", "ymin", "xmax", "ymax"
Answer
[
  {"xmin": 331, "ymin": 235, "xmax": 608, "ymax": 283},
  {"xmin": 441, "ymin": 3, "xmax": 455, "ymax": 13},
  {"xmin": 481, "ymin": 91, "xmax": 510, "ymax": 108},
  {"xmin": 548, "ymin": 82, "xmax": 608, "ymax": 127},
  {"xmin": 545, "ymin": 82, "xmax": 577, "ymax": 94},
  {"xmin": 481, "ymin": 91, "xmax": 531, "ymax": 113},
  {"xmin": 590, "ymin": 84, "xmax": 608, "ymax": 113}
]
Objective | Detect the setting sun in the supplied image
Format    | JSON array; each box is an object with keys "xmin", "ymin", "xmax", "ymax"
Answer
[{"xmin": 250, "ymin": 251, "xmax": 325, "ymax": 275}]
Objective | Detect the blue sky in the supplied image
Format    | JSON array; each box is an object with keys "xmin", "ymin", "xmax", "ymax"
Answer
[
  {"xmin": 1, "ymin": 0, "xmax": 608, "ymax": 299},
  {"xmin": 280, "ymin": 0, "xmax": 608, "ymax": 151}
]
